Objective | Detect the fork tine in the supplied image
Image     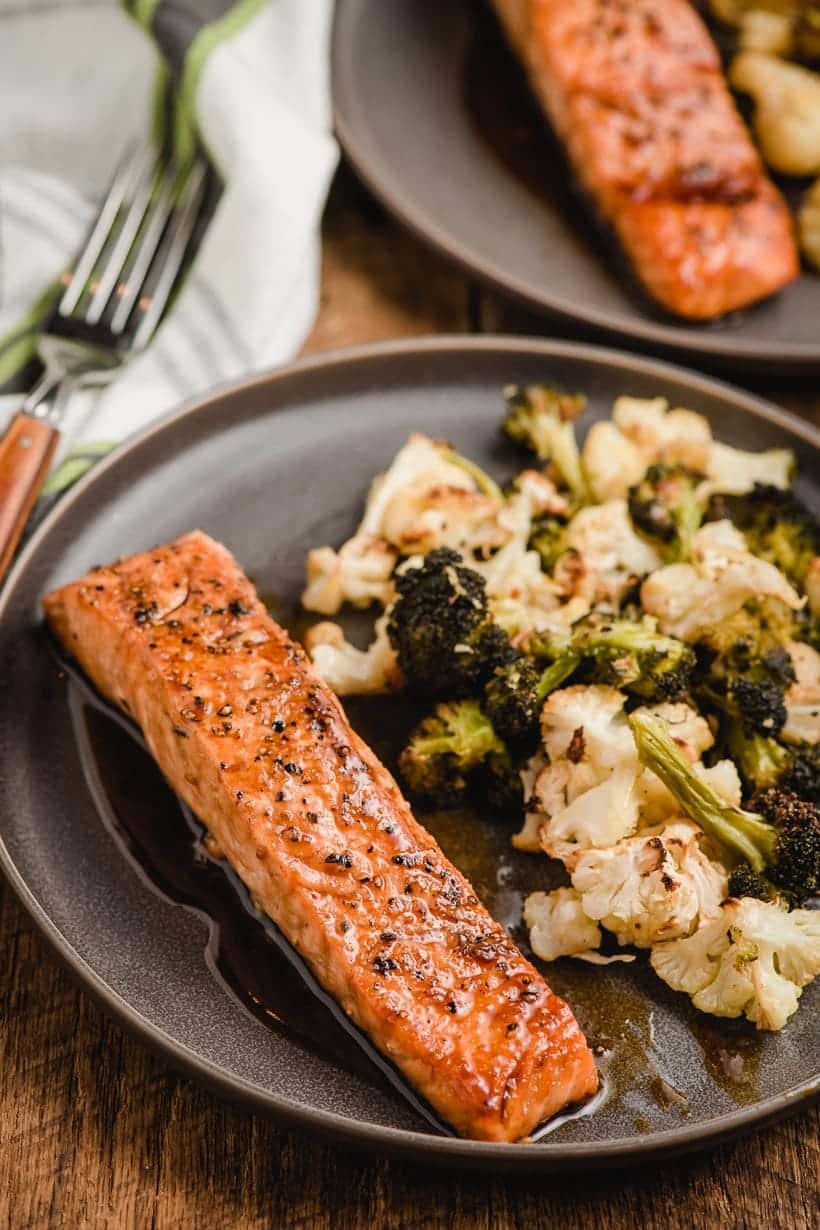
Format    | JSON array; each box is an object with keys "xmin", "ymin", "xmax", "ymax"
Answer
[
  {"xmin": 84, "ymin": 145, "xmax": 159, "ymax": 326},
  {"xmin": 58, "ymin": 144, "xmax": 147, "ymax": 318},
  {"xmin": 131, "ymin": 159, "xmax": 208, "ymax": 351},
  {"xmin": 109, "ymin": 164, "xmax": 177, "ymax": 336}
]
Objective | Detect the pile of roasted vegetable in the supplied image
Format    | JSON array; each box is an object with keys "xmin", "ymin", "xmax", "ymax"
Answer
[{"xmin": 301, "ymin": 386, "xmax": 820, "ymax": 1031}]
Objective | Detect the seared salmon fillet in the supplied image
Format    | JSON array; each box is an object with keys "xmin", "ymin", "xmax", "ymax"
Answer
[
  {"xmin": 44, "ymin": 531, "xmax": 597, "ymax": 1142},
  {"xmin": 490, "ymin": 0, "xmax": 799, "ymax": 318}
]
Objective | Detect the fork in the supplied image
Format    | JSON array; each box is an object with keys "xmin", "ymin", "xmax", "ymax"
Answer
[{"xmin": 0, "ymin": 145, "xmax": 209, "ymax": 582}]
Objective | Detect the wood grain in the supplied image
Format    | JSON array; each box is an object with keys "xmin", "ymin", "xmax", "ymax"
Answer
[
  {"xmin": 0, "ymin": 412, "xmax": 58, "ymax": 583},
  {"xmin": 1, "ymin": 164, "xmax": 818, "ymax": 1230}
]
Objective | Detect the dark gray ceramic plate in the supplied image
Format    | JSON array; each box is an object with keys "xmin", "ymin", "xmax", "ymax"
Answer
[
  {"xmin": 0, "ymin": 338, "xmax": 817, "ymax": 1171},
  {"xmin": 333, "ymin": 0, "xmax": 820, "ymax": 371}
]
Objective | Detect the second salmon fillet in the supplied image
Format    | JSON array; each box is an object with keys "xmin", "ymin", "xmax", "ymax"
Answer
[
  {"xmin": 490, "ymin": 0, "xmax": 799, "ymax": 319},
  {"xmin": 44, "ymin": 530, "xmax": 598, "ymax": 1143}
]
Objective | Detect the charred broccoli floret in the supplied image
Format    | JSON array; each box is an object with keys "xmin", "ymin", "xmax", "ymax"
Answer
[
  {"xmin": 628, "ymin": 463, "xmax": 704, "ymax": 562},
  {"xmin": 725, "ymin": 721, "xmax": 820, "ymax": 805},
  {"xmin": 572, "ymin": 614, "xmax": 696, "ymax": 702},
  {"xmin": 781, "ymin": 744, "xmax": 820, "ymax": 805},
  {"xmin": 706, "ymin": 484, "xmax": 820, "ymax": 591},
  {"xmin": 630, "ymin": 710, "xmax": 820, "ymax": 903},
  {"xmin": 398, "ymin": 700, "xmax": 504, "ymax": 807},
  {"xmin": 483, "ymin": 652, "xmax": 581, "ymax": 748},
  {"xmin": 502, "ymin": 384, "xmax": 589, "ymax": 502},
  {"xmin": 727, "ymin": 864, "xmax": 780, "ymax": 904},
  {"xmin": 730, "ymin": 673, "xmax": 789, "ymax": 737},
  {"xmin": 387, "ymin": 549, "xmax": 515, "ymax": 698},
  {"xmin": 695, "ymin": 603, "xmax": 796, "ymax": 737},
  {"xmin": 484, "ymin": 615, "xmax": 693, "ymax": 742}
]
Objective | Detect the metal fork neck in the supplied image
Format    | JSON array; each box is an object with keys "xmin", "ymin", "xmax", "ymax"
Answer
[{"xmin": 21, "ymin": 370, "xmax": 63, "ymax": 420}]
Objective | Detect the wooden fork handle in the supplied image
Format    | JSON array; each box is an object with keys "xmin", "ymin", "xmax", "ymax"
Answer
[{"xmin": 0, "ymin": 413, "xmax": 59, "ymax": 584}]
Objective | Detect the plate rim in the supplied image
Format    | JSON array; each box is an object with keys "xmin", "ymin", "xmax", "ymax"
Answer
[
  {"xmin": 332, "ymin": 0, "xmax": 820, "ymax": 369},
  {"xmin": 2, "ymin": 334, "xmax": 818, "ymax": 1169}
]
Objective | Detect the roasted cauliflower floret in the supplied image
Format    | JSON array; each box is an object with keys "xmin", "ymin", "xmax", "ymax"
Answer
[
  {"xmin": 302, "ymin": 537, "xmax": 397, "ymax": 615},
  {"xmin": 730, "ymin": 52, "xmax": 820, "ymax": 176},
  {"xmin": 808, "ymin": 555, "xmax": 820, "ymax": 617},
  {"xmin": 476, "ymin": 471, "xmax": 566, "ymax": 628},
  {"xmin": 539, "ymin": 762, "xmax": 640, "ymax": 868},
  {"xmin": 571, "ymin": 820, "xmax": 727, "ymax": 948},
  {"xmin": 612, "ymin": 396, "xmax": 712, "ymax": 472},
  {"xmin": 540, "ymin": 684, "xmax": 636, "ymax": 773},
  {"xmin": 302, "ymin": 433, "xmax": 509, "ymax": 615},
  {"xmin": 563, "ymin": 499, "xmax": 661, "ymax": 606},
  {"xmin": 651, "ymin": 897, "xmax": 820, "ymax": 1030},
  {"xmin": 523, "ymin": 887, "xmax": 603, "ymax": 962},
  {"xmin": 644, "ymin": 701, "xmax": 715, "ymax": 760},
  {"xmin": 782, "ymin": 639, "xmax": 820, "ymax": 745},
  {"xmin": 380, "ymin": 477, "xmax": 504, "ymax": 560},
  {"xmin": 581, "ymin": 420, "xmax": 646, "ymax": 502},
  {"xmin": 739, "ymin": 8, "xmax": 795, "ymax": 55},
  {"xmin": 512, "ymin": 752, "xmax": 548, "ymax": 852},
  {"xmin": 702, "ymin": 441, "xmax": 794, "ymax": 496},
  {"xmin": 530, "ymin": 686, "xmax": 642, "ymax": 865},
  {"xmin": 641, "ymin": 521, "xmax": 804, "ymax": 641},
  {"xmin": 305, "ymin": 613, "xmax": 403, "ymax": 695},
  {"xmin": 367, "ymin": 433, "xmax": 507, "ymax": 557},
  {"xmin": 799, "ymin": 176, "xmax": 820, "ymax": 270}
]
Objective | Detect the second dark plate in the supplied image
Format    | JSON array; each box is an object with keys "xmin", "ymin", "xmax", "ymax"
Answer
[{"xmin": 333, "ymin": 0, "xmax": 820, "ymax": 371}]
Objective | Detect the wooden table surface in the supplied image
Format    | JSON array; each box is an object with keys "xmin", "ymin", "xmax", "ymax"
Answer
[{"xmin": 2, "ymin": 165, "xmax": 818, "ymax": 1230}]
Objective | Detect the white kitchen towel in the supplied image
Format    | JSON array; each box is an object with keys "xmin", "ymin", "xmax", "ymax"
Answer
[{"xmin": 0, "ymin": 0, "xmax": 338, "ymax": 492}]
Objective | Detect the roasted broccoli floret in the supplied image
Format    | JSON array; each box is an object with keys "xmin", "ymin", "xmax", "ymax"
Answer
[
  {"xmin": 781, "ymin": 744, "xmax": 820, "ymax": 804},
  {"xmin": 628, "ymin": 463, "xmax": 704, "ymax": 562},
  {"xmin": 695, "ymin": 603, "xmax": 797, "ymax": 737},
  {"xmin": 484, "ymin": 615, "xmax": 693, "ymax": 741},
  {"xmin": 730, "ymin": 674, "xmax": 790, "ymax": 737},
  {"xmin": 726, "ymin": 720, "xmax": 820, "ymax": 805},
  {"xmin": 483, "ymin": 651, "xmax": 581, "ymax": 747},
  {"xmin": 727, "ymin": 863, "xmax": 781, "ymax": 904},
  {"xmin": 387, "ymin": 548, "xmax": 515, "ymax": 698},
  {"xmin": 528, "ymin": 514, "xmax": 567, "ymax": 571},
  {"xmin": 572, "ymin": 614, "xmax": 696, "ymax": 702},
  {"xmin": 398, "ymin": 700, "xmax": 504, "ymax": 806},
  {"xmin": 695, "ymin": 602, "xmax": 798, "ymax": 672},
  {"xmin": 706, "ymin": 484, "xmax": 820, "ymax": 591},
  {"xmin": 630, "ymin": 710, "xmax": 820, "ymax": 904},
  {"xmin": 502, "ymin": 384, "xmax": 589, "ymax": 502}
]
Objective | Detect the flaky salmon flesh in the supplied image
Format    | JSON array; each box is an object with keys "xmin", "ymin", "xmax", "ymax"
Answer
[
  {"xmin": 491, "ymin": 0, "xmax": 799, "ymax": 319},
  {"xmin": 44, "ymin": 531, "xmax": 598, "ymax": 1143}
]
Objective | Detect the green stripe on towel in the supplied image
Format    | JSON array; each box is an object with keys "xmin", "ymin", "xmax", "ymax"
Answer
[
  {"xmin": 39, "ymin": 443, "xmax": 115, "ymax": 499},
  {"xmin": 0, "ymin": 281, "xmax": 61, "ymax": 388},
  {"xmin": 173, "ymin": 0, "xmax": 268, "ymax": 168}
]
